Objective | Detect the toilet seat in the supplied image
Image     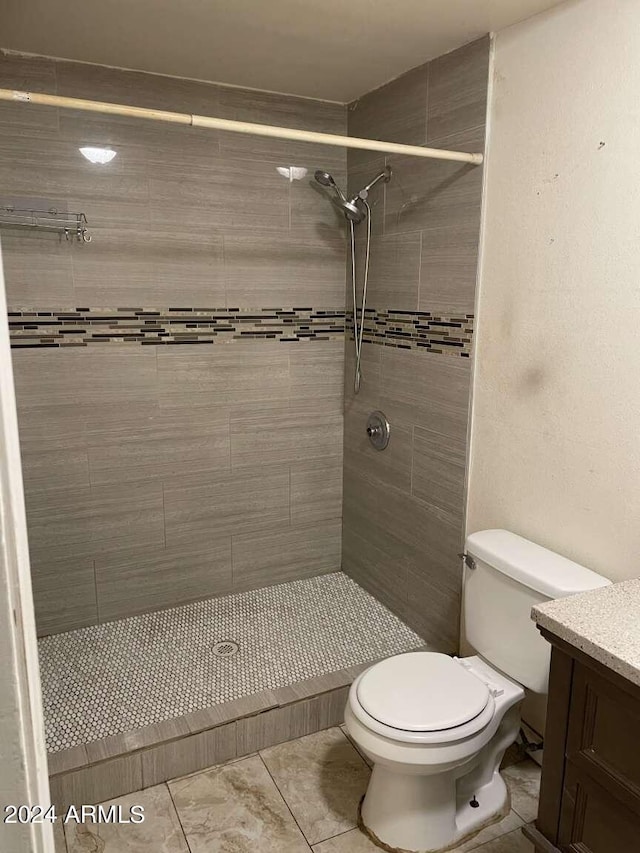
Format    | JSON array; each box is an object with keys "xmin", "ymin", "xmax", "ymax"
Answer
[
  {"xmin": 357, "ymin": 652, "xmax": 490, "ymax": 732},
  {"xmin": 349, "ymin": 652, "xmax": 498, "ymax": 745}
]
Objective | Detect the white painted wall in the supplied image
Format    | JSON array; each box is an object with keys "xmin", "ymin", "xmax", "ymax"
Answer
[
  {"xmin": 468, "ymin": 0, "xmax": 640, "ymax": 583},
  {"xmin": 0, "ymin": 242, "xmax": 53, "ymax": 853}
]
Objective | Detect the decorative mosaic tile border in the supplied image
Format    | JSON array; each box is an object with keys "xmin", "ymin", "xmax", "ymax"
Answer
[
  {"xmin": 7, "ymin": 307, "xmax": 346, "ymax": 348},
  {"xmin": 349, "ymin": 308, "xmax": 474, "ymax": 358},
  {"xmin": 8, "ymin": 306, "xmax": 474, "ymax": 355}
]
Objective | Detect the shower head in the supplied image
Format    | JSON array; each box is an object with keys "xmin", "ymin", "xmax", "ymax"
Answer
[
  {"xmin": 313, "ymin": 167, "xmax": 374, "ymax": 223},
  {"xmin": 339, "ymin": 199, "xmax": 365, "ymax": 223},
  {"xmin": 314, "ymin": 170, "xmax": 336, "ymax": 187},
  {"xmin": 314, "ymin": 169, "xmax": 348, "ymax": 203}
]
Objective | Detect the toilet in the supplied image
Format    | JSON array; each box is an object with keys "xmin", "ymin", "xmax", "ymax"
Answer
[{"xmin": 345, "ymin": 529, "xmax": 610, "ymax": 853}]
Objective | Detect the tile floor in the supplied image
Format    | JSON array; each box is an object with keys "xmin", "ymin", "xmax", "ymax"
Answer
[
  {"xmin": 54, "ymin": 726, "xmax": 540, "ymax": 853},
  {"xmin": 39, "ymin": 573, "xmax": 423, "ymax": 751}
]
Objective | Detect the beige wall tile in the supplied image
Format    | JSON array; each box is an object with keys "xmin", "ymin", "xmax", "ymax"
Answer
[
  {"xmin": 87, "ymin": 405, "xmax": 230, "ymax": 486},
  {"xmin": 163, "ymin": 467, "xmax": 290, "ymax": 545},
  {"xmin": 1, "ymin": 231, "xmax": 75, "ymax": 309},
  {"xmin": 354, "ymin": 232, "xmax": 421, "ymax": 310},
  {"xmin": 344, "ymin": 400, "xmax": 413, "ymax": 493},
  {"xmin": 230, "ymin": 411, "xmax": 342, "ymax": 469},
  {"xmin": 379, "ymin": 348, "xmax": 471, "ymax": 442},
  {"xmin": 224, "ymin": 233, "xmax": 346, "ymax": 307},
  {"xmin": 418, "ymin": 221, "xmax": 481, "ymax": 314},
  {"xmin": 348, "ymin": 65, "xmax": 428, "ymax": 170},
  {"xmin": 232, "ymin": 520, "xmax": 341, "ymax": 590},
  {"xmin": 156, "ymin": 344, "xmax": 290, "ymax": 412},
  {"xmin": 236, "ymin": 689, "xmax": 348, "ymax": 754},
  {"xmin": 141, "ymin": 723, "xmax": 236, "ymax": 787},
  {"xmin": 71, "ymin": 227, "xmax": 226, "ymax": 307},
  {"xmin": 427, "ymin": 37, "xmax": 490, "ymax": 142},
  {"xmin": 49, "ymin": 754, "xmax": 143, "ymax": 812},
  {"xmin": 6, "ymin": 53, "xmax": 346, "ymax": 633},
  {"xmin": 384, "ymin": 127, "xmax": 484, "ymax": 237},
  {"xmin": 0, "ymin": 53, "xmax": 58, "ymax": 136},
  {"xmin": 150, "ymin": 157, "xmax": 289, "ymax": 233},
  {"xmin": 95, "ymin": 539, "xmax": 233, "ymax": 622},
  {"xmin": 21, "ymin": 448, "xmax": 90, "ymax": 493},
  {"xmin": 25, "ymin": 481, "xmax": 165, "ymax": 557},
  {"xmin": 31, "ymin": 555, "xmax": 97, "ymax": 636},
  {"xmin": 47, "ymin": 745, "xmax": 89, "ymax": 776},
  {"xmin": 412, "ymin": 425, "xmax": 466, "ymax": 525},
  {"xmin": 185, "ymin": 690, "xmax": 279, "ymax": 735},
  {"xmin": 289, "ymin": 341, "xmax": 345, "ymax": 412},
  {"xmin": 341, "ymin": 522, "xmax": 407, "ymax": 620},
  {"xmin": 290, "ymin": 459, "xmax": 343, "ymax": 524},
  {"xmin": 85, "ymin": 716, "xmax": 191, "ymax": 764},
  {"xmin": 405, "ymin": 565, "xmax": 461, "ymax": 653}
]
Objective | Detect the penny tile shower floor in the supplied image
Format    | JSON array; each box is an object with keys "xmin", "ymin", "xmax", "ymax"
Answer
[
  {"xmin": 54, "ymin": 727, "xmax": 539, "ymax": 853},
  {"xmin": 39, "ymin": 572, "xmax": 423, "ymax": 752}
]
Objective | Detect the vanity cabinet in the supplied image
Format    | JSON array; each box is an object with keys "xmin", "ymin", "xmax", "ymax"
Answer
[{"xmin": 525, "ymin": 629, "xmax": 640, "ymax": 853}]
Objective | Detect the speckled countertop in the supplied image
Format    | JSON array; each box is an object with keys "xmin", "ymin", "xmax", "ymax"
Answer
[{"xmin": 532, "ymin": 578, "xmax": 640, "ymax": 687}]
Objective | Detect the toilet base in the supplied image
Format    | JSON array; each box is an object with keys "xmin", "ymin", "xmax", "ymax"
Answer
[{"xmin": 358, "ymin": 767, "xmax": 510, "ymax": 853}]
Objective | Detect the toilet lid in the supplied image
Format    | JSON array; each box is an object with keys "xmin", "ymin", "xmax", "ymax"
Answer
[{"xmin": 356, "ymin": 652, "xmax": 491, "ymax": 732}]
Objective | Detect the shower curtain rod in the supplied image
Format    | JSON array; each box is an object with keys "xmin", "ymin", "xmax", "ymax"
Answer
[{"xmin": 0, "ymin": 88, "xmax": 483, "ymax": 165}]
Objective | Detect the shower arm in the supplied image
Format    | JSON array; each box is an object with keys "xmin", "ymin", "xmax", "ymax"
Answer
[{"xmin": 358, "ymin": 168, "xmax": 392, "ymax": 198}]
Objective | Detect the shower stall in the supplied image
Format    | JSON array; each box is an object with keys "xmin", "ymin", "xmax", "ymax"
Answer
[{"xmin": 0, "ymin": 34, "xmax": 489, "ymax": 810}]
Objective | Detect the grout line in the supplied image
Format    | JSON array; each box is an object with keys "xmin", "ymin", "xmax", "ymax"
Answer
[
  {"xmin": 417, "ymin": 230, "xmax": 423, "ymax": 309},
  {"xmin": 165, "ymin": 781, "xmax": 195, "ymax": 853},
  {"xmin": 92, "ymin": 560, "xmax": 100, "ymax": 624},
  {"xmin": 257, "ymin": 752, "xmax": 314, "ymax": 850},
  {"xmin": 161, "ymin": 482, "xmax": 167, "ymax": 547}
]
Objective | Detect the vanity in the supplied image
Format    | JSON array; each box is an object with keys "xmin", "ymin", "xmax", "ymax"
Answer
[{"xmin": 524, "ymin": 579, "xmax": 640, "ymax": 853}]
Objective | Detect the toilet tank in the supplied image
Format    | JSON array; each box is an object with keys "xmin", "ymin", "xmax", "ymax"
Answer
[{"xmin": 463, "ymin": 530, "xmax": 610, "ymax": 693}]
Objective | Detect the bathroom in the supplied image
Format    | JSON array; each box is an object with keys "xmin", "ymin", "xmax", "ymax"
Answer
[{"xmin": 0, "ymin": 0, "xmax": 638, "ymax": 851}]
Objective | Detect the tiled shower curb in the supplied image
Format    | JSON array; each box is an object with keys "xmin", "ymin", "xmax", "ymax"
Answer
[{"xmin": 48, "ymin": 649, "xmax": 427, "ymax": 810}]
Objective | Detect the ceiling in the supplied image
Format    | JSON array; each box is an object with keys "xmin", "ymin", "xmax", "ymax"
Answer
[{"xmin": 0, "ymin": 0, "xmax": 567, "ymax": 102}]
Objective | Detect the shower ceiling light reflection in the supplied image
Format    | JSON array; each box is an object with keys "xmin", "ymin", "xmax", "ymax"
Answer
[
  {"xmin": 79, "ymin": 146, "xmax": 117, "ymax": 164},
  {"xmin": 276, "ymin": 165, "xmax": 308, "ymax": 181}
]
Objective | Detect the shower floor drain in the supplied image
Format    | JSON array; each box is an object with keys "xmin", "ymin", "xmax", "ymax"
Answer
[{"xmin": 212, "ymin": 639, "xmax": 239, "ymax": 657}]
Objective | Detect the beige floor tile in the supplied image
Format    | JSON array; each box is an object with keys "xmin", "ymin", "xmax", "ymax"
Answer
[
  {"xmin": 339, "ymin": 724, "xmax": 373, "ymax": 767},
  {"xmin": 453, "ymin": 809, "xmax": 523, "ymax": 851},
  {"xmin": 53, "ymin": 820, "xmax": 67, "ymax": 853},
  {"xmin": 261, "ymin": 727, "xmax": 370, "ymax": 845},
  {"xmin": 311, "ymin": 810, "xmax": 524, "ymax": 853},
  {"xmin": 312, "ymin": 827, "xmax": 379, "ymax": 852},
  {"xmin": 502, "ymin": 760, "xmax": 541, "ymax": 823},
  {"xmin": 169, "ymin": 754, "xmax": 310, "ymax": 853},
  {"xmin": 64, "ymin": 784, "xmax": 188, "ymax": 853},
  {"xmin": 472, "ymin": 827, "xmax": 534, "ymax": 851}
]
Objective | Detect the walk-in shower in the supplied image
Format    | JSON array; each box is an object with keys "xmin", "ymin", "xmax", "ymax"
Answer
[{"xmin": 315, "ymin": 166, "xmax": 391, "ymax": 393}]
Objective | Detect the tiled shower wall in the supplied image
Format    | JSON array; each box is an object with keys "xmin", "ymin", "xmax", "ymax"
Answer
[
  {"xmin": 0, "ymin": 52, "xmax": 347, "ymax": 635},
  {"xmin": 342, "ymin": 37, "xmax": 489, "ymax": 651}
]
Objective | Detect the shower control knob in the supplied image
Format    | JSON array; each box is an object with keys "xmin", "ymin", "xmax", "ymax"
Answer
[{"xmin": 366, "ymin": 411, "xmax": 390, "ymax": 451}]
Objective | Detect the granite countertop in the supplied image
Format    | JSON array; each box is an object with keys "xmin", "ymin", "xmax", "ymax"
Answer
[{"xmin": 532, "ymin": 578, "xmax": 640, "ymax": 687}]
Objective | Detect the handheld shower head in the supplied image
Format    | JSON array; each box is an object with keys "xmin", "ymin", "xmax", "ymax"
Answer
[
  {"xmin": 314, "ymin": 170, "xmax": 348, "ymax": 203},
  {"xmin": 314, "ymin": 170, "xmax": 335, "ymax": 187}
]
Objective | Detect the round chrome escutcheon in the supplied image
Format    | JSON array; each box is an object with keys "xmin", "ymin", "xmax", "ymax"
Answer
[{"xmin": 366, "ymin": 410, "xmax": 390, "ymax": 451}]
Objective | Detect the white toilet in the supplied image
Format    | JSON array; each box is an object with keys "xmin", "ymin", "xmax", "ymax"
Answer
[{"xmin": 345, "ymin": 529, "xmax": 610, "ymax": 853}]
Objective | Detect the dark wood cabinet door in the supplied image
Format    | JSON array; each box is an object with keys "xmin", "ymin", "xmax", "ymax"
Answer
[
  {"xmin": 558, "ymin": 768, "xmax": 640, "ymax": 852},
  {"xmin": 557, "ymin": 658, "xmax": 640, "ymax": 852}
]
